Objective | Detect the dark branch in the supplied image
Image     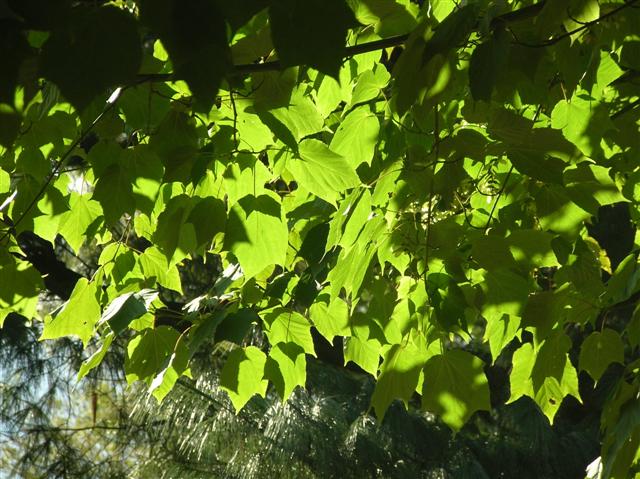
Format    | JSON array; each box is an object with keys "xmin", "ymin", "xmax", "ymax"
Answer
[
  {"xmin": 17, "ymin": 232, "xmax": 82, "ymax": 300},
  {"xmin": 134, "ymin": 2, "xmax": 555, "ymax": 84},
  {"xmin": 514, "ymin": 0, "xmax": 640, "ymax": 48}
]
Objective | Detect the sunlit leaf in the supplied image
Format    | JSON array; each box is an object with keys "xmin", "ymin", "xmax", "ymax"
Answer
[
  {"xmin": 421, "ymin": 349, "xmax": 490, "ymax": 430},
  {"xmin": 41, "ymin": 278, "xmax": 100, "ymax": 346},
  {"xmin": 220, "ymin": 346, "xmax": 269, "ymax": 411}
]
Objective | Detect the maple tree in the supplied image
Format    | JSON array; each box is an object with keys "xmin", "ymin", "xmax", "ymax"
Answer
[{"xmin": 1, "ymin": 0, "xmax": 640, "ymax": 476}]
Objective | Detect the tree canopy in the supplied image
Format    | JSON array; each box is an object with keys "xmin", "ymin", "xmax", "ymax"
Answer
[{"xmin": 1, "ymin": 0, "xmax": 640, "ymax": 477}]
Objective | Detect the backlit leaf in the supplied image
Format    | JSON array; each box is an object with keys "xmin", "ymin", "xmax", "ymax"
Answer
[
  {"xmin": 224, "ymin": 194, "xmax": 288, "ymax": 278},
  {"xmin": 421, "ymin": 349, "xmax": 490, "ymax": 430},
  {"xmin": 41, "ymin": 278, "xmax": 101, "ymax": 346},
  {"xmin": 288, "ymin": 139, "xmax": 360, "ymax": 206},
  {"xmin": 220, "ymin": 346, "xmax": 269, "ymax": 411},
  {"xmin": 265, "ymin": 342, "xmax": 307, "ymax": 400}
]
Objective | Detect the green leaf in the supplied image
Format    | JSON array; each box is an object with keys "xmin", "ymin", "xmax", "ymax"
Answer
[
  {"xmin": 92, "ymin": 164, "xmax": 136, "ymax": 224},
  {"xmin": 510, "ymin": 333, "xmax": 581, "ymax": 423},
  {"xmin": 481, "ymin": 269, "xmax": 531, "ymax": 319},
  {"xmin": 507, "ymin": 230, "xmax": 559, "ymax": 269},
  {"xmin": 309, "ymin": 293, "xmax": 350, "ymax": 342},
  {"xmin": 392, "ymin": 4, "xmax": 478, "ymax": 114},
  {"xmin": 348, "ymin": 66, "xmax": 391, "ymax": 108},
  {"xmin": 99, "ymin": 289, "xmax": 158, "ymax": 336},
  {"xmin": 139, "ymin": 0, "xmax": 230, "ymax": 110},
  {"xmin": 0, "ymin": 256, "xmax": 43, "ymax": 327},
  {"xmin": 77, "ymin": 332, "xmax": 114, "ymax": 380},
  {"xmin": 534, "ymin": 184, "xmax": 591, "ymax": 233},
  {"xmin": 220, "ymin": 346, "xmax": 269, "ymax": 411},
  {"xmin": 314, "ymin": 74, "xmax": 343, "ymax": 118},
  {"xmin": 350, "ymin": 0, "xmax": 418, "ymax": 37},
  {"xmin": 259, "ymin": 91, "xmax": 324, "ymax": 147},
  {"xmin": 149, "ymin": 110, "xmax": 199, "ymax": 182},
  {"xmin": 485, "ymin": 314, "xmax": 520, "ymax": 362},
  {"xmin": 628, "ymin": 304, "xmax": 640, "ymax": 349},
  {"xmin": 335, "ymin": 189, "xmax": 372, "ymax": 251},
  {"xmin": 288, "ymin": 139, "xmax": 360, "ymax": 205},
  {"xmin": 601, "ymin": 381, "xmax": 640, "ymax": 479},
  {"xmin": 330, "ymin": 106, "xmax": 380, "ymax": 168},
  {"xmin": 268, "ymin": 0, "xmax": 355, "ymax": 78},
  {"xmin": 265, "ymin": 342, "xmax": 307, "ymax": 400},
  {"xmin": 327, "ymin": 238, "xmax": 377, "ymax": 299},
  {"xmin": 40, "ymin": 6, "xmax": 141, "ymax": 111},
  {"xmin": 222, "ymin": 153, "xmax": 272, "ymax": 207},
  {"xmin": 370, "ymin": 338, "xmax": 430, "ymax": 420},
  {"xmin": 471, "ymin": 234, "xmax": 518, "ymax": 271},
  {"xmin": 579, "ymin": 329, "xmax": 625, "ymax": 381},
  {"xmin": 138, "ymin": 246, "xmax": 183, "ymax": 293},
  {"xmin": 125, "ymin": 326, "xmax": 180, "ymax": 385},
  {"xmin": 57, "ymin": 193, "xmax": 103, "ymax": 254},
  {"xmin": 263, "ymin": 308, "xmax": 315, "ymax": 356},
  {"xmin": 149, "ymin": 334, "xmax": 192, "ymax": 402},
  {"xmin": 0, "ymin": 108, "xmax": 22, "ymax": 148},
  {"xmin": 344, "ymin": 335, "xmax": 381, "ymax": 377},
  {"xmin": 41, "ymin": 278, "xmax": 101, "ymax": 346},
  {"xmin": 215, "ymin": 308, "xmax": 259, "ymax": 345},
  {"xmin": 224, "ymin": 194, "xmax": 288, "ymax": 278},
  {"xmin": 508, "ymin": 342, "xmax": 536, "ymax": 401},
  {"xmin": 551, "ymin": 95, "xmax": 615, "ymax": 159},
  {"xmin": 469, "ymin": 28, "xmax": 510, "ymax": 101},
  {"xmin": 563, "ymin": 163, "xmax": 626, "ymax": 215},
  {"xmin": 421, "ymin": 349, "xmax": 490, "ymax": 430},
  {"xmin": 564, "ymin": 0, "xmax": 599, "ymax": 32},
  {"xmin": 152, "ymin": 195, "xmax": 198, "ymax": 264}
]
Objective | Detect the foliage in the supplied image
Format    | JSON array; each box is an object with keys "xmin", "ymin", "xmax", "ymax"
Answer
[{"xmin": 1, "ymin": 0, "xmax": 640, "ymax": 476}]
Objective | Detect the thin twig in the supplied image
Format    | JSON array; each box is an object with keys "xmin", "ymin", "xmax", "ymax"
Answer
[
  {"xmin": 0, "ymin": 89, "xmax": 127, "ymax": 245},
  {"xmin": 424, "ymin": 105, "xmax": 439, "ymax": 277},
  {"xmin": 514, "ymin": 0, "xmax": 639, "ymax": 48},
  {"xmin": 610, "ymin": 98, "xmax": 640, "ymax": 120}
]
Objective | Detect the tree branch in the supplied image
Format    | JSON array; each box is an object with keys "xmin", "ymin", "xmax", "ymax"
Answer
[
  {"xmin": 134, "ymin": 1, "xmax": 555, "ymax": 84},
  {"xmin": 24, "ymin": 424, "xmax": 125, "ymax": 433},
  {"xmin": 514, "ymin": 0, "xmax": 639, "ymax": 48}
]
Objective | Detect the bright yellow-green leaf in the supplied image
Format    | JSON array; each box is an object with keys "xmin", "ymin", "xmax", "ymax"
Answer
[
  {"xmin": 288, "ymin": 139, "xmax": 360, "ymax": 206},
  {"xmin": 309, "ymin": 293, "xmax": 350, "ymax": 342},
  {"xmin": 330, "ymin": 106, "xmax": 380, "ymax": 168},
  {"xmin": 421, "ymin": 349, "xmax": 490, "ymax": 430},
  {"xmin": 223, "ymin": 194, "xmax": 288, "ymax": 279},
  {"xmin": 77, "ymin": 332, "xmax": 114, "ymax": 380},
  {"xmin": 344, "ymin": 335, "xmax": 382, "ymax": 377},
  {"xmin": 149, "ymin": 334, "xmax": 192, "ymax": 402},
  {"xmin": 125, "ymin": 326, "xmax": 180, "ymax": 385},
  {"xmin": 0, "ymin": 256, "xmax": 42, "ymax": 327},
  {"xmin": 485, "ymin": 313, "xmax": 520, "ymax": 362},
  {"xmin": 138, "ymin": 246, "xmax": 183, "ymax": 294},
  {"xmin": 58, "ymin": 193, "xmax": 103, "ymax": 254},
  {"xmin": 220, "ymin": 346, "xmax": 269, "ymax": 411},
  {"xmin": 509, "ymin": 333, "xmax": 581, "ymax": 423},
  {"xmin": 263, "ymin": 308, "xmax": 315, "ymax": 357},
  {"xmin": 41, "ymin": 278, "xmax": 101, "ymax": 346},
  {"xmin": 370, "ymin": 338, "xmax": 430, "ymax": 420},
  {"xmin": 265, "ymin": 342, "xmax": 306, "ymax": 400}
]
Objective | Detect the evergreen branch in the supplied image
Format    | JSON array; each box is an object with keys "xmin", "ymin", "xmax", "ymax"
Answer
[{"xmin": 23, "ymin": 424, "xmax": 125, "ymax": 433}]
